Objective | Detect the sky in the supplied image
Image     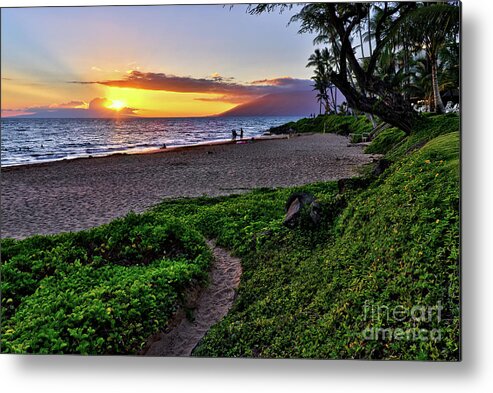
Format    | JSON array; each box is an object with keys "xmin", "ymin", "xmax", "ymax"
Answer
[{"xmin": 1, "ymin": 4, "xmax": 319, "ymax": 118}]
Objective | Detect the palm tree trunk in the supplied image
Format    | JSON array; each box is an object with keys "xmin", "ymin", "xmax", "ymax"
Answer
[
  {"xmin": 329, "ymin": 87, "xmax": 336, "ymax": 113},
  {"xmin": 334, "ymin": 87, "xmax": 337, "ymax": 115},
  {"xmin": 404, "ymin": 42, "xmax": 409, "ymax": 101},
  {"xmin": 359, "ymin": 24, "xmax": 365, "ymax": 59},
  {"xmin": 430, "ymin": 55, "xmax": 445, "ymax": 113},
  {"xmin": 367, "ymin": 7, "xmax": 373, "ymax": 57}
]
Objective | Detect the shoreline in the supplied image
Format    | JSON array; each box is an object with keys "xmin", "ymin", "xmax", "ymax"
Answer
[
  {"xmin": 1, "ymin": 134, "xmax": 289, "ymax": 171},
  {"xmin": 1, "ymin": 133, "xmax": 377, "ymax": 239}
]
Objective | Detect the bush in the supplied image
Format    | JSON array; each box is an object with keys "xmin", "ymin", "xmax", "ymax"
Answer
[
  {"xmin": 324, "ymin": 115, "xmax": 374, "ymax": 136},
  {"xmin": 269, "ymin": 115, "xmax": 375, "ymax": 136},
  {"xmin": 365, "ymin": 127, "xmax": 406, "ymax": 154},
  {"xmin": 1, "ymin": 214, "xmax": 212, "ymax": 354},
  {"xmin": 386, "ymin": 114, "xmax": 460, "ymax": 161}
]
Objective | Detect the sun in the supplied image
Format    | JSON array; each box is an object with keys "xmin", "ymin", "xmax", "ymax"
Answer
[{"xmin": 106, "ymin": 99, "xmax": 126, "ymax": 111}]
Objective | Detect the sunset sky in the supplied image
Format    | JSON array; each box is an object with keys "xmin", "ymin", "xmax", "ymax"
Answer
[{"xmin": 1, "ymin": 4, "xmax": 319, "ymax": 118}]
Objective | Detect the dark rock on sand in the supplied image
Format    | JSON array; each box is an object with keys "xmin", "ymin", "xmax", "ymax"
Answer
[
  {"xmin": 284, "ymin": 197, "xmax": 302, "ymax": 227},
  {"xmin": 309, "ymin": 200, "xmax": 322, "ymax": 225},
  {"xmin": 284, "ymin": 192, "xmax": 321, "ymax": 228}
]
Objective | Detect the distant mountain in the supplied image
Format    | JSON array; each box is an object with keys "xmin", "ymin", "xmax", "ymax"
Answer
[
  {"xmin": 10, "ymin": 109, "xmax": 100, "ymax": 119},
  {"xmin": 10, "ymin": 109, "xmax": 135, "ymax": 119},
  {"xmin": 217, "ymin": 88, "xmax": 344, "ymax": 117}
]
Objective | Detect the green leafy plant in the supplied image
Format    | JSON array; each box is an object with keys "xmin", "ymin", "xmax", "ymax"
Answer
[
  {"xmin": 1, "ymin": 216, "xmax": 212, "ymax": 354},
  {"xmin": 365, "ymin": 127, "xmax": 406, "ymax": 154},
  {"xmin": 268, "ymin": 114, "xmax": 374, "ymax": 136}
]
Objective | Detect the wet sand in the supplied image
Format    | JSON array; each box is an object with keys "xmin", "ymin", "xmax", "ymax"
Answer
[{"xmin": 1, "ymin": 133, "xmax": 376, "ymax": 239}]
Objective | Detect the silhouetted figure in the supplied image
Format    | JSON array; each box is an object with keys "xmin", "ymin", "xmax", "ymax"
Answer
[
  {"xmin": 240, "ymin": 128, "xmax": 244, "ymax": 139},
  {"xmin": 232, "ymin": 129, "xmax": 237, "ymax": 140}
]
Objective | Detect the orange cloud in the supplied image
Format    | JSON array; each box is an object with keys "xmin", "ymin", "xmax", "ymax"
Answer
[
  {"xmin": 49, "ymin": 100, "xmax": 87, "ymax": 109},
  {"xmin": 70, "ymin": 72, "xmax": 314, "ymax": 104},
  {"xmin": 92, "ymin": 71, "xmax": 259, "ymax": 95}
]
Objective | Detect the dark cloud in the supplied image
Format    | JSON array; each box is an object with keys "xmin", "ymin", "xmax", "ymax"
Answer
[
  {"xmin": 70, "ymin": 71, "xmax": 314, "ymax": 104},
  {"xmin": 88, "ymin": 71, "xmax": 265, "ymax": 96},
  {"xmin": 209, "ymin": 72, "xmax": 235, "ymax": 83},
  {"xmin": 88, "ymin": 97, "xmax": 108, "ymax": 110}
]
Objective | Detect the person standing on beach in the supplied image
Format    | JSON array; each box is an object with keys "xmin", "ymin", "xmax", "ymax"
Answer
[
  {"xmin": 240, "ymin": 128, "xmax": 244, "ymax": 139},
  {"xmin": 232, "ymin": 129, "xmax": 237, "ymax": 140}
]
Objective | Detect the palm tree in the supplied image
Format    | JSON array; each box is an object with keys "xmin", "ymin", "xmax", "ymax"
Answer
[
  {"xmin": 307, "ymin": 49, "xmax": 327, "ymax": 114},
  {"xmin": 367, "ymin": 5, "xmax": 373, "ymax": 57},
  {"xmin": 307, "ymin": 48, "xmax": 338, "ymax": 114},
  {"xmin": 357, "ymin": 20, "xmax": 365, "ymax": 60},
  {"xmin": 312, "ymin": 75, "xmax": 327, "ymax": 115},
  {"xmin": 250, "ymin": 2, "xmax": 460, "ymax": 132},
  {"xmin": 438, "ymin": 42, "xmax": 460, "ymax": 97},
  {"xmin": 407, "ymin": 57, "xmax": 434, "ymax": 107},
  {"xmin": 390, "ymin": 2, "xmax": 460, "ymax": 113}
]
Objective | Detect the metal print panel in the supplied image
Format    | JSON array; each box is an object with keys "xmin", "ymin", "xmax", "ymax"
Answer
[{"xmin": 0, "ymin": 2, "xmax": 461, "ymax": 360}]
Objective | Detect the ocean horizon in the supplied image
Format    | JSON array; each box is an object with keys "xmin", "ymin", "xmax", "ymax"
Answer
[{"xmin": 1, "ymin": 116, "xmax": 301, "ymax": 167}]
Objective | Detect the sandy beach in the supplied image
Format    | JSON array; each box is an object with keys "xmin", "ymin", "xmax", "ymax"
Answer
[{"xmin": 1, "ymin": 133, "xmax": 376, "ymax": 239}]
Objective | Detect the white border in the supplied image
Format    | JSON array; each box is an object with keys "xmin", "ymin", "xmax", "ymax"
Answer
[{"xmin": 2, "ymin": 0, "xmax": 492, "ymax": 392}]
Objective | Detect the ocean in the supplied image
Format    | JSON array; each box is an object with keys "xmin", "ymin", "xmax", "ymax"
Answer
[{"xmin": 0, "ymin": 116, "xmax": 300, "ymax": 167}]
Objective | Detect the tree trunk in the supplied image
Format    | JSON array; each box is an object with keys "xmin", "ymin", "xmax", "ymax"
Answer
[
  {"xmin": 359, "ymin": 24, "xmax": 365, "ymax": 59},
  {"xmin": 404, "ymin": 42, "xmax": 410, "ymax": 101},
  {"xmin": 367, "ymin": 113, "xmax": 377, "ymax": 129},
  {"xmin": 368, "ymin": 101, "xmax": 415, "ymax": 134},
  {"xmin": 430, "ymin": 55, "xmax": 445, "ymax": 113},
  {"xmin": 367, "ymin": 8, "xmax": 373, "ymax": 57},
  {"xmin": 331, "ymin": 73, "xmax": 417, "ymax": 134},
  {"xmin": 328, "ymin": 87, "xmax": 336, "ymax": 113},
  {"xmin": 334, "ymin": 88, "xmax": 338, "ymax": 114}
]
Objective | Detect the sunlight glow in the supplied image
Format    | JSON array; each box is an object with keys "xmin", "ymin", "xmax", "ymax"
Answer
[
  {"xmin": 106, "ymin": 99, "xmax": 126, "ymax": 111},
  {"xmin": 104, "ymin": 87, "xmax": 237, "ymax": 117}
]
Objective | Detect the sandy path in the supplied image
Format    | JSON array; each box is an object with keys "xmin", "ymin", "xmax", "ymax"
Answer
[
  {"xmin": 1, "ymin": 133, "xmax": 377, "ymax": 239},
  {"xmin": 143, "ymin": 240, "xmax": 242, "ymax": 357}
]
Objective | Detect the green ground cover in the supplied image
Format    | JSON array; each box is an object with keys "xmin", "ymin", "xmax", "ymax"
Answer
[
  {"xmin": 1, "ymin": 217, "xmax": 212, "ymax": 354},
  {"xmin": 1, "ymin": 115, "xmax": 460, "ymax": 359},
  {"xmin": 268, "ymin": 114, "xmax": 375, "ymax": 136}
]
